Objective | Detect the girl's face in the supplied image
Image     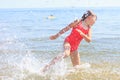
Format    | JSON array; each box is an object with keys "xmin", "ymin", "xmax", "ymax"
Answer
[{"xmin": 85, "ymin": 15, "xmax": 96, "ymax": 27}]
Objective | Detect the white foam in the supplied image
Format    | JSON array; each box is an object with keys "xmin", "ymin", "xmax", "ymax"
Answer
[
  {"xmin": 67, "ymin": 63, "xmax": 91, "ymax": 73},
  {"xmin": 74, "ymin": 63, "xmax": 91, "ymax": 69}
]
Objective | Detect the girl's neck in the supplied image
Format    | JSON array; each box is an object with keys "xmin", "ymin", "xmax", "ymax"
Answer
[{"xmin": 82, "ymin": 21, "xmax": 89, "ymax": 30}]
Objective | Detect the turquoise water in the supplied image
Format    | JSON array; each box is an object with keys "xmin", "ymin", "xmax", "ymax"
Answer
[{"xmin": 0, "ymin": 7, "xmax": 120, "ymax": 80}]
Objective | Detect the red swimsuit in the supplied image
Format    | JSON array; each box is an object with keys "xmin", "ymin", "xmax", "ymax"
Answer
[{"xmin": 64, "ymin": 22, "xmax": 89, "ymax": 52}]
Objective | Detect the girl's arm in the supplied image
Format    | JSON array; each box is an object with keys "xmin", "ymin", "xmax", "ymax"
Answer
[
  {"xmin": 50, "ymin": 19, "xmax": 80, "ymax": 40},
  {"xmin": 76, "ymin": 28, "xmax": 92, "ymax": 42}
]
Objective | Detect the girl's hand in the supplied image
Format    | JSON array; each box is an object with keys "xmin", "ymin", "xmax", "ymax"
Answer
[
  {"xmin": 49, "ymin": 34, "xmax": 59, "ymax": 40},
  {"xmin": 76, "ymin": 29, "xmax": 84, "ymax": 36},
  {"xmin": 76, "ymin": 29, "xmax": 92, "ymax": 43}
]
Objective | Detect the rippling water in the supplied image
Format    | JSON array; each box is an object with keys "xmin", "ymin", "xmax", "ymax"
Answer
[{"xmin": 0, "ymin": 7, "xmax": 120, "ymax": 80}]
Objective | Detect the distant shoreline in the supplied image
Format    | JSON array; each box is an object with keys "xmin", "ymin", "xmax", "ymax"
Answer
[{"xmin": 0, "ymin": 6, "xmax": 119, "ymax": 10}]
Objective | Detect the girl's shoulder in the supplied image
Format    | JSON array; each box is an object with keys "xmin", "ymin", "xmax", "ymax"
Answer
[
  {"xmin": 72, "ymin": 19, "xmax": 81, "ymax": 27},
  {"xmin": 74, "ymin": 19, "xmax": 81, "ymax": 24}
]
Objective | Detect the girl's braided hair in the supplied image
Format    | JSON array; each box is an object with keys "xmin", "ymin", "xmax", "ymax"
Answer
[{"xmin": 81, "ymin": 10, "xmax": 97, "ymax": 21}]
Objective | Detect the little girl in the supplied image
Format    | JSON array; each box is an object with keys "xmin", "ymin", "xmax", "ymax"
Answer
[{"xmin": 42, "ymin": 10, "xmax": 97, "ymax": 72}]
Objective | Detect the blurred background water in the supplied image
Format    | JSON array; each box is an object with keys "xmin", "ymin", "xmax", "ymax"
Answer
[{"xmin": 0, "ymin": 7, "xmax": 120, "ymax": 80}]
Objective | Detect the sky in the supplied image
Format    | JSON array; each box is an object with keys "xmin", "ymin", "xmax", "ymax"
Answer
[{"xmin": 0, "ymin": 0, "xmax": 120, "ymax": 8}]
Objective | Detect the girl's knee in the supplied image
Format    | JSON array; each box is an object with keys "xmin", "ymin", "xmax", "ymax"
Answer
[
  {"xmin": 64, "ymin": 42, "xmax": 71, "ymax": 57},
  {"xmin": 64, "ymin": 42, "xmax": 70, "ymax": 49}
]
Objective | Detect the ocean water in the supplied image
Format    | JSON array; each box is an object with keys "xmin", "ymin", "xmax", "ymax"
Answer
[{"xmin": 0, "ymin": 7, "xmax": 120, "ymax": 80}]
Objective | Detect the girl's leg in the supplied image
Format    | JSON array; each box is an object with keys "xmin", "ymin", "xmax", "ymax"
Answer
[
  {"xmin": 63, "ymin": 42, "xmax": 71, "ymax": 58},
  {"xmin": 42, "ymin": 53, "xmax": 64, "ymax": 72},
  {"xmin": 42, "ymin": 42, "xmax": 71, "ymax": 72},
  {"xmin": 70, "ymin": 50, "xmax": 80, "ymax": 66}
]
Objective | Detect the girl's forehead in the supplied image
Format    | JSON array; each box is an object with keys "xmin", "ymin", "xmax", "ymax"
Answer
[{"xmin": 90, "ymin": 15, "xmax": 97, "ymax": 20}]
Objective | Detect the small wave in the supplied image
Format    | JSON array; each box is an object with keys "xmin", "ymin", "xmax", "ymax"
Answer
[{"xmin": 29, "ymin": 37, "xmax": 50, "ymax": 42}]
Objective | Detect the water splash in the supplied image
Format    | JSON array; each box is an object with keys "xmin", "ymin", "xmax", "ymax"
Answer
[
  {"xmin": 38, "ymin": 53, "xmax": 68, "ymax": 80},
  {"xmin": 0, "ymin": 37, "xmax": 120, "ymax": 80},
  {"xmin": 0, "ymin": 37, "xmax": 69, "ymax": 80}
]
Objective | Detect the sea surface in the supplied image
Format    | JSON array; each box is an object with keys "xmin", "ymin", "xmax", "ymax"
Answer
[{"xmin": 0, "ymin": 7, "xmax": 120, "ymax": 80}]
